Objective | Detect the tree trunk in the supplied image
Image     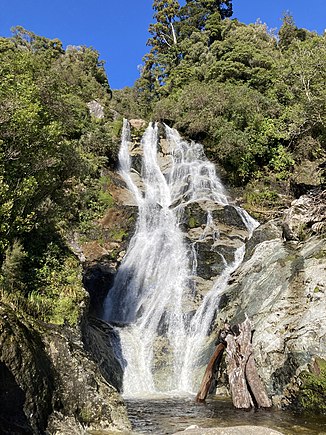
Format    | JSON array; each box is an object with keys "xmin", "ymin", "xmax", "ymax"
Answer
[
  {"xmin": 225, "ymin": 332, "xmax": 253, "ymax": 409},
  {"xmin": 197, "ymin": 317, "xmax": 272, "ymax": 409},
  {"xmin": 196, "ymin": 343, "xmax": 225, "ymax": 403}
]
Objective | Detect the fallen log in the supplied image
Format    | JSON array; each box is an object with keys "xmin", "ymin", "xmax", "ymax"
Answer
[
  {"xmin": 196, "ymin": 316, "xmax": 272, "ymax": 409},
  {"xmin": 196, "ymin": 341, "xmax": 225, "ymax": 403},
  {"xmin": 245, "ymin": 353, "xmax": 272, "ymax": 408},
  {"xmin": 225, "ymin": 330, "xmax": 253, "ymax": 409}
]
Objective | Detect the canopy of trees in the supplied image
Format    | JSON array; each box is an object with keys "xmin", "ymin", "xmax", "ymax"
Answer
[{"xmin": 115, "ymin": 3, "xmax": 325, "ymax": 207}]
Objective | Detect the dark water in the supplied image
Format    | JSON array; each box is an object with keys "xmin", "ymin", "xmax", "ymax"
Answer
[{"xmin": 125, "ymin": 396, "xmax": 326, "ymax": 435}]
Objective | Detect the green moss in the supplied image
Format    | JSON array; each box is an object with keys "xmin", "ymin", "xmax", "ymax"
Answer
[
  {"xmin": 188, "ymin": 216, "xmax": 198, "ymax": 228},
  {"xmin": 79, "ymin": 406, "xmax": 94, "ymax": 424},
  {"xmin": 110, "ymin": 228, "xmax": 127, "ymax": 242},
  {"xmin": 314, "ymin": 249, "xmax": 326, "ymax": 260},
  {"xmin": 297, "ymin": 358, "xmax": 326, "ymax": 414}
]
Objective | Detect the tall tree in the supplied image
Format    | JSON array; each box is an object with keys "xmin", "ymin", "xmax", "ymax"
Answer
[
  {"xmin": 148, "ymin": 0, "xmax": 180, "ymax": 53},
  {"xmin": 278, "ymin": 13, "xmax": 308, "ymax": 50},
  {"xmin": 180, "ymin": 0, "xmax": 233, "ymax": 36}
]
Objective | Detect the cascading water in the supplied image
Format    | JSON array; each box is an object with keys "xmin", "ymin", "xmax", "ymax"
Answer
[{"xmin": 103, "ymin": 121, "xmax": 258, "ymax": 397}]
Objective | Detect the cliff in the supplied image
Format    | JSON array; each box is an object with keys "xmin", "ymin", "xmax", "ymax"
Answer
[{"xmin": 213, "ymin": 189, "xmax": 326, "ymax": 411}]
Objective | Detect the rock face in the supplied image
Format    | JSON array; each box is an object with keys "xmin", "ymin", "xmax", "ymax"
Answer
[
  {"xmin": 282, "ymin": 188, "xmax": 326, "ymax": 241},
  {"xmin": 82, "ymin": 316, "xmax": 124, "ymax": 392},
  {"xmin": 213, "ymin": 189, "xmax": 326, "ymax": 411},
  {"xmin": 0, "ymin": 304, "xmax": 53, "ymax": 434},
  {"xmin": 0, "ymin": 303, "xmax": 130, "ymax": 434},
  {"xmin": 87, "ymin": 100, "xmax": 104, "ymax": 119}
]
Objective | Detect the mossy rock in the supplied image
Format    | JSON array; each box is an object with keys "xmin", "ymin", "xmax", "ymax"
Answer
[
  {"xmin": 182, "ymin": 202, "xmax": 211, "ymax": 230},
  {"xmin": 297, "ymin": 358, "xmax": 326, "ymax": 414}
]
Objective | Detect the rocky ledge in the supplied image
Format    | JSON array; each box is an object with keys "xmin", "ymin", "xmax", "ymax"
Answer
[{"xmin": 0, "ymin": 303, "xmax": 130, "ymax": 434}]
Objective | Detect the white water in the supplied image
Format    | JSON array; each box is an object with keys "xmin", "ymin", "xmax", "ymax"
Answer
[{"xmin": 104, "ymin": 121, "xmax": 258, "ymax": 397}]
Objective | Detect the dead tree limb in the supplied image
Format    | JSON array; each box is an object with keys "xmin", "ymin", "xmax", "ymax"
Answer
[
  {"xmin": 197, "ymin": 316, "xmax": 272, "ymax": 409},
  {"xmin": 225, "ymin": 332, "xmax": 253, "ymax": 409},
  {"xmin": 246, "ymin": 353, "xmax": 272, "ymax": 408},
  {"xmin": 196, "ymin": 342, "xmax": 225, "ymax": 403}
]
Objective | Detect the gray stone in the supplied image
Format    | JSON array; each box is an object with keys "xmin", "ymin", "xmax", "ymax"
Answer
[
  {"xmin": 0, "ymin": 303, "xmax": 131, "ymax": 434},
  {"xmin": 214, "ymin": 233, "xmax": 326, "ymax": 407},
  {"xmin": 282, "ymin": 189, "xmax": 326, "ymax": 241},
  {"xmin": 87, "ymin": 100, "xmax": 104, "ymax": 119}
]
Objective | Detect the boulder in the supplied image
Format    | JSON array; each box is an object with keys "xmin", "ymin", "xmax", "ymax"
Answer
[
  {"xmin": 129, "ymin": 118, "xmax": 146, "ymax": 130},
  {"xmin": 182, "ymin": 201, "xmax": 249, "ymax": 288},
  {"xmin": 87, "ymin": 100, "xmax": 104, "ymax": 119},
  {"xmin": 282, "ymin": 189, "xmax": 326, "ymax": 241},
  {"xmin": 0, "ymin": 303, "xmax": 130, "ymax": 434}
]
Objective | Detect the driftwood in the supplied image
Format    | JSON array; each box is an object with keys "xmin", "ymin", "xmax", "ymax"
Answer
[
  {"xmin": 196, "ymin": 342, "xmax": 225, "ymax": 402},
  {"xmin": 196, "ymin": 316, "xmax": 272, "ymax": 409}
]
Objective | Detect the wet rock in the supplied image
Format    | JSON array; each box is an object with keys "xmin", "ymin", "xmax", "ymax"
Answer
[
  {"xmin": 45, "ymin": 325, "xmax": 130, "ymax": 434},
  {"xmin": 182, "ymin": 201, "xmax": 249, "ymax": 286},
  {"xmin": 173, "ymin": 426, "xmax": 284, "ymax": 434},
  {"xmin": 83, "ymin": 263, "xmax": 115, "ymax": 318},
  {"xmin": 211, "ymin": 205, "xmax": 249, "ymax": 230},
  {"xmin": 82, "ymin": 317, "xmax": 124, "ymax": 392},
  {"xmin": 0, "ymin": 303, "xmax": 130, "ymax": 434},
  {"xmin": 194, "ymin": 240, "xmax": 230, "ymax": 280},
  {"xmin": 182, "ymin": 202, "xmax": 210, "ymax": 230}
]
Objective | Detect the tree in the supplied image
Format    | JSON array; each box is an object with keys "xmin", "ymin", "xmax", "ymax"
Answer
[
  {"xmin": 179, "ymin": 0, "xmax": 232, "ymax": 37},
  {"xmin": 0, "ymin": 28, "xmax": 115, "ymax": 258},
  {"xmin": 140, "ymin": 0, "xmax": 181, "ymax": 97},
  {"xmin": 278, "ymin": 13, "xmax": 308, "ymax": 50},
  {"xmin": 148, "ymin": 0, "xmax": 180, "ymax": 52}
]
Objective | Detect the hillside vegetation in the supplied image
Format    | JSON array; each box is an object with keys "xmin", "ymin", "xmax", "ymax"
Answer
[
  {"xmin": 114, "ymin": 1, "xmax": 326, "ymax": 213},
  {"xmin": 0, "ymin": 27, "xmax": 121, "ymax": 323}
]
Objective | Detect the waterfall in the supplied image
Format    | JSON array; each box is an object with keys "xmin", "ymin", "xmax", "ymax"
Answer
[{"xmin": 103, "ymin": 121, "xmax": 258, "ymax": 397}]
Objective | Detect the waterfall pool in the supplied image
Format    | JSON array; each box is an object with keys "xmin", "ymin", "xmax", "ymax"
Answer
[{"xmin": 124, "ymin": 396, "xmax": 326, "ymax": 435}]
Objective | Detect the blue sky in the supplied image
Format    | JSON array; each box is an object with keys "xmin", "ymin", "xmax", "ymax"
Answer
[{"xmin": 1, "ymin": 1, "xmax": 325, "ymax": 89}]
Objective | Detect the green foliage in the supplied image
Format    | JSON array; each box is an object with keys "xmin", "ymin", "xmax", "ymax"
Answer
[
  {"xmin": 77, "ymin": 174, "xmax": 115, "ymax": 236},
  {"xmin": 0, "ymin": 27, "xmax": 117, "ymax": 259},
  {"xmin": 0, "ymin": 27, "xmax": 120, "ymax": 325},
  {"xmin": 28, "ymin": 252, "xmax": 86, "ymax": 325},
  {"xmin": 137, "ymin": 8, "xmax": 325, "ymax": 193},
  {"xmin": 0, "ymin": 240, "xmax": 27, "ymax": 293}
]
